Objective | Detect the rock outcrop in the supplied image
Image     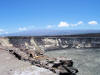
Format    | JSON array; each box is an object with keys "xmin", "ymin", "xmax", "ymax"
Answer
[
  {"xmin": 1, "ymin": 37, "xmax": 100, "ymax": 51},
  {"xmin": 0, "ymin": 37, "xmax": 79, "ymax": 75}
]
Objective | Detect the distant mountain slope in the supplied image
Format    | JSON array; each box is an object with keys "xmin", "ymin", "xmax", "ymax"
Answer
[
  {"xmin": 1, "ymin": 29, "xmax": 100, "ymax": 37},
  {"xmin": 63, "ymin": 33, "xmax": 100, "ymax": 37}
]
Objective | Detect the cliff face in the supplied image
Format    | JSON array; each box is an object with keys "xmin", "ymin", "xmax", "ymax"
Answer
[
  {"xmin": 0, "ymin": 37, "xmax": 79, "ymax": 75},
  {"xmin": 35, "ymin": 37, "xmax": 100, "ymax": 51},
  {"xmin": 0, "ymin": 37, "xmax": 13, "ymax": 47},
  {"xmin": 0, "ymin": 37, "xmax": 100, "ymax": 51}
]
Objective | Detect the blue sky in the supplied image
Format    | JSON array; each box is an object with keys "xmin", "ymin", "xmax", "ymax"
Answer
[{"xmin": 0, "ymin": 0, "xmax": 100, "ymax": 34}]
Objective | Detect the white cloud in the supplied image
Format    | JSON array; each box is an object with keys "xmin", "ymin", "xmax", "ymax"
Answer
[
  {"xmin": 18, "ymin": 27, "xmax": 27, "ymax": 31},
  {"xmin": 0, "ymin": 29, "xmax": 9, "ymax": 34},
  {"xmin": 88, "ymin": 21, "xmax": 98, "ymax": 25},
  {"xmin": 77, "ymin": 21, "xmax": 83, "ymax": 25},
  {"xmin": 58, "ymin": 21, "xmax": 69, "ymax": 27},
  {"xmin": 47, "ymin": 25, "xmax": 52, "ymax": 28},
  {"xmin": 0, "ymin": 29, "xmax": 4, "ymax": 32},
  {"xmin": 71, "ymin": 21, "xmax": 83, "ymax": 27},
  {"xmin": 5, "ymin": 32, "xmax": 9, "ymax": 34}
]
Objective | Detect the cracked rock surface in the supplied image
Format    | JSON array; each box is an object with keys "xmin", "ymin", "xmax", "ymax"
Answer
[{"xmin": 0, "ymin": 49, "xmax": 56, "ymax": 75}]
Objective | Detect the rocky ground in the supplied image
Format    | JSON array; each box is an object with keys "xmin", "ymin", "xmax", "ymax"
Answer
[
  {"xmin": 0, "ymin": 49, "xmax": 56, "ymax": 75},
  {"xmin": 0, "ymin": 37, "xmax": 78, "ymax": 75}
]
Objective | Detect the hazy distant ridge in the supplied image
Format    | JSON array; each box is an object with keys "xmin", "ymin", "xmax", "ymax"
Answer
[{"xmin": 1, "ymin": 29, "xmax": 100, "ymax": 36}]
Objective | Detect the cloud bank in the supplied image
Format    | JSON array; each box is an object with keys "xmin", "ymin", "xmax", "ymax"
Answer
[
  {"xmin": 58, "ymin": 21, "xmax": 69, "ymax": 27},
  {"xmin": 18, "ymin": 27, "xmax": 27, "ymax": 31},
  {"xmin": 88, "ymin": 21, "xmax": 98, "ymax": 25},
  {"xmin": 0, "ymin": 29, "xmax": 8, "ymax": 34},
  {"xmin": 58, "ymin": 21, "xmax": 83, "ymax": 27}
]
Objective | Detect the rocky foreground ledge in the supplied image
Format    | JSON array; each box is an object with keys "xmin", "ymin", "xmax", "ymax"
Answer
[
  {"xmin": 0, "ymin": 37, "xmax": 78, "ymax": 75},
  {"xmin": 0, "ymin": 46, "xmax": 78, "ymax": 75}
]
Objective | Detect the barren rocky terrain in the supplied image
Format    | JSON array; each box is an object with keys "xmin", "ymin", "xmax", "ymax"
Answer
[
  {"xmin": 0, "ymin": 37, "xmax": 78, "ymax": 75},
  {"xmin": 0, "ymin": 49, "xmax": 56, "ymax": 75}
]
